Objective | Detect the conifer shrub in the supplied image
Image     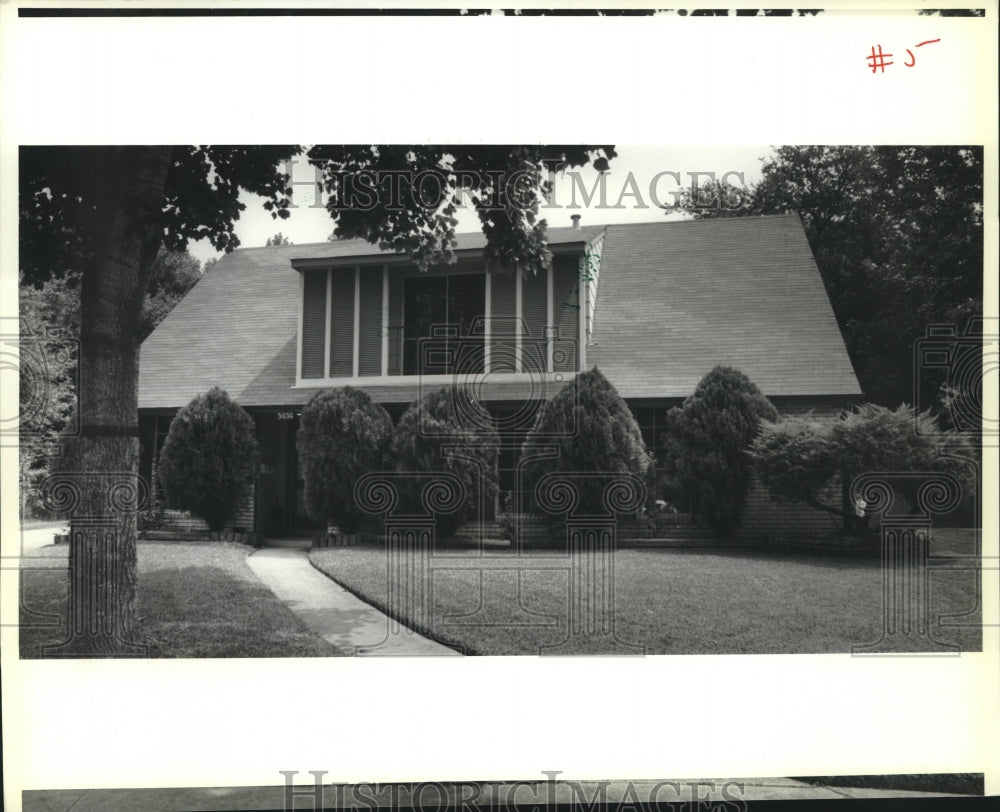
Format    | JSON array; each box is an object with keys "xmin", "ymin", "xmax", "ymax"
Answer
[
  {"xmin": 296, "ymin": 387, "xmax": 393, "ymax": 534},
  {"xmin": 390, "ymin": 386, "xmax": 499, "ymax": 537},
  {"xmin": 521, "ymin": 367, "xmax": 650, "ymax": 526},
  {"xmin": 157, "ymin": 387, "xmax": 258, "ymax": 532},
  {"xmin": 750, "ymin": 403, "xmax": 977, "ymax": 536},
  {"xmin": 660, "ymin": 366, "xmax": 777, "ymax": 537}
]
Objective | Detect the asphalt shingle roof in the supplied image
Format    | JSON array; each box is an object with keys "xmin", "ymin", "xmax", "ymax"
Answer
[
  {"xmin": 587, "ymin": 215, "xmax": 862, "ymax": 398},
  {"xmin": 138, "ymin": 214, "xmax": 860, "ymax": 410}
]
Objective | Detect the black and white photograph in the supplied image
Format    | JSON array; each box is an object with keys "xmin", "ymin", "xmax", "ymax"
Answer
[
  {"xmin": 14, "ymin": 142, "xmax": 986, "ymax": 659},
  {"xmin": 2, "ymin": 3, "xmax": 996, "ymax": 811}
]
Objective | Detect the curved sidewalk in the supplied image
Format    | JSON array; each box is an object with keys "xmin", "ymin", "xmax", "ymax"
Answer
[{"xmin": 246, "ymin": 547, "xmax": 459, "ymax": 656}]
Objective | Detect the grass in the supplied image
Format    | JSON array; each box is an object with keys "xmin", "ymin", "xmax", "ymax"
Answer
[
  {"xmin": 19, "ymin": 541, "xmax": 341, "ymax": 658},
  {"xmin": 308, "ymin": 528, "xmax": 983, "ymax": 656}
]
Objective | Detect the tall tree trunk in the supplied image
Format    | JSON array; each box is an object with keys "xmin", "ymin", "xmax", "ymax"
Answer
[{"xmin": 45, "ymin": 147, "xmax": 172, "ymax": 656}]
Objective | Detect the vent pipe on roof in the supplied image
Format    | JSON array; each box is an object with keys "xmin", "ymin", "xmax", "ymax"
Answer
[{"xmin": 570, "ymin": 214, "xmax": 581, "ymax": 229}]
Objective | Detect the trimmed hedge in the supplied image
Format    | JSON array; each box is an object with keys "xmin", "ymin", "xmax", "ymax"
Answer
[
  {"xmin": 660, "ymin": 366, "xmax": 777, "ymax": 537},
  {"xmin": 751, "ymin": 403, "xmax": 977, "ymax": 536},
  {"xmin": 390, "ymin": 386, "xmax": 499, "ymax": 537},
  {"xmin": 521, "ymin": 367, "xmax": 650, "ymax": 522},
  {"xmin": 297, "ymin": 387, "xmax": 393, "ymax": 534},
  {"xmin": 157, "ymin": 387, "xmax": 258, "ymax": 532}
]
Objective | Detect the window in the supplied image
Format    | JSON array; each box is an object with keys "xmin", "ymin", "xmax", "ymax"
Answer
[
  {"xmin": 402, "ymin": 273, "xmax": 485, "ymax": 375},
  {"xmin": 298, "ymin": 257, "xmax": 584, "ymax": 382}
]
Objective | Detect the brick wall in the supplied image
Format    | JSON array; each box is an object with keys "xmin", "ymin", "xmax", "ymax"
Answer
[
  {"xmin": 160, "ymin": 482, "xmax": 256, "ymax": 533},
  {"xmin": 738, "ymin": 476, "xmax": 842, "ymax": 540},
  {"xmin": 737, "ymin": 398, "xmax": 850, "ymax": 540}
]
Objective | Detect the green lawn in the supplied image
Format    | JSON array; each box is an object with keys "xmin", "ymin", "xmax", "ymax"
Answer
[
  {"xmin": 309, "ymin": 529, "xmax": 983, "ymax": 655},
  {"xmin": 19, "ymin": 542, "xmax": 341, "ymax": 658}
]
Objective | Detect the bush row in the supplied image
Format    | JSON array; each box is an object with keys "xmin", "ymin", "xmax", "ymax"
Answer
[
  {"xmin": 297, "ymin": 386, "xmax": 498, "ymax": 537},
  {"xmin": 156, "ymin": 367, "xmax": 976, "ymax": 541}
]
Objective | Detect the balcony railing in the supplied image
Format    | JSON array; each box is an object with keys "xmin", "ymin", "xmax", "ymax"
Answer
[{"xmin": 385, "ymin": 326, "xmax": 551, "ymax": 377}]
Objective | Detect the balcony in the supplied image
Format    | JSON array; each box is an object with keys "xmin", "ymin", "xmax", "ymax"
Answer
[{"xmin": 296, "ymin": 256, "xmax": 585, "ymax": 387}]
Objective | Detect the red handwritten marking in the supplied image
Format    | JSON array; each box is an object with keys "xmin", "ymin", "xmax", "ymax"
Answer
[
  {"xmin": 866, "ymin": 44, "xmax": 893, "ymax": 73},
  {"xmin": 916, "ymin": 38, "xmax": 941, "ymax": 47}
]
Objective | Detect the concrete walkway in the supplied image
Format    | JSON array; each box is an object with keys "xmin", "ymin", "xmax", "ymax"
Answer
[
  {"xmin": 13, "ymin": 523, "xmax": 67, "ymax": 554},
  {"xmin": 246, "ymin": 547, "xmax": 460, "ymax": 657}
]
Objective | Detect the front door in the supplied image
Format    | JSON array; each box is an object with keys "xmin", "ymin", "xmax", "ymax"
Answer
[
  {"xmin": 283, "ymin": 413, "xmax": 321, "ymax": 533},
  {"xmin": 255, "ymin": 410, "xmax": 321, "ymax": 537}
]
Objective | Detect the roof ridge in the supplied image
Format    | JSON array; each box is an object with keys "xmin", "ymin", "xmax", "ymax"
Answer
[
  {"xmin": 227, "ymin": 214, "xmax": 798, "ymax": 256},
  {"xmin": 606, "ymin": 212, "xmax": 800, "ymax": 228}
]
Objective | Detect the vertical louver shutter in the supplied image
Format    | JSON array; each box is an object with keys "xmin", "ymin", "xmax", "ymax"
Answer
[
  {"xmin": 358, "ymin": 270, "xmax": 383, "ymax": 376},
  {"xmin": 387, "ymin": 269, "xmax": 405, "ymax": 375},
  {"xmin": 329, "ymin": 269, "xmax": 355, "ymax": 377},
  {"xmin": 552, "ymin": 256, "xmax": 579, "ymax": 373},
  {"xmin": 489, "ymin": 271, "xmax": 517, "ymax": 372},
  {"xmin": 521, "ymin": 268, "xmax": 548, "ymax": 373},
  {"xmin": 301, "ymin": 270, "xmax": 327, "ymax": 378}
]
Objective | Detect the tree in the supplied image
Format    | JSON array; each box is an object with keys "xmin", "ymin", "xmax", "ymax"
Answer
[
  {"xmin": 674, "ymin": 146, "xmax": 983, "ymax": 408},
  {"xmin": 18, "ymin": 272, "xmax": 79, "ymax": 518},
  {"xmin": 314, "ymin": 145, "xmax": 615, "ymax": 273},
  {"xmin": 297, "ymin": 388, "xmax": 393, "ymax": 534},
  {"xmin": 157, "ymin": 388, "xmax": 258, "ymax": 532},
  {"xmin": 521, "ymin": 367, "xmax": 650, "ymax": 523},
  {"xmin": 390, "ymin": 387, "xmax": 499, "ymax": 537},
  {"xmin": 266, "ymin": 232, "xmax": 291, "ymax": 246},
  {"xmin": 750, "ymin": 403, "xmax": 976, "ymax": 536},
  {"xmin": 19, "ymin": 248, "xmax": 203, "ymax": 522},
  {"xmin": 138, "ymin": 247, "xmax": 202, "ymax": 340},
  {"xmin": 19, "ymin": 144, "xmax": 614, "ymax": 652},
  {"xmin": 659, "ymin": 366, "xmax": 777, "ymax": 537}
]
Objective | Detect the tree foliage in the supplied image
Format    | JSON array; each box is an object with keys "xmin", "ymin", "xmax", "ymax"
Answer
[
  {"xmin": 314, "ymin": 145, "xmax": 615, "ymax": 274},
  {"xmin": 139, "ymin": 248, "xmax": 202, "ymax": 340},
  {"xmin": 18, "ymin": 247, "xmax": 201, "ymax": 518},
  {"xmin": 750, "ymin": 403, "xmax": 976, "ymax": 535},
  {"xmin": 19, "ymin": 146, "xmax": 300, "ymax": 288},
  {"xmin": 18, "ymin": 272, "xmax": 79, "ymax": 517},
  {"xmin": 390, "ymin": 387, "xmax": 499, "ymax": 537},
  {"xmin": 297, "ymin": 388, "xmax": 393, "ymax": 534},
  {"xmin": 660, "ymin": 366, "xmax": 777, "ymax": 537},
  {"xmin": 521, "ymin": 367, "xmax": 650, "ymax": 522},
  {"xmin": 675, "ymin": 146, "xmax": 984, "ymax": 408},
  {"xmin": 157, "ymin": 388, "xmax": 258, "ymax": 532}
]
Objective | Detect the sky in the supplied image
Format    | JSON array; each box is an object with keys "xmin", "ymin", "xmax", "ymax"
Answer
[{"xmin": 186, "ymin": 145, "xmax": 776, "ymax": 266}]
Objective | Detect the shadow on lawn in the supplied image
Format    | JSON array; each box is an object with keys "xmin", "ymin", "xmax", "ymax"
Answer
[{"xmin": 19, "ymin": 563, "xmax": 340, "ymax": 658}]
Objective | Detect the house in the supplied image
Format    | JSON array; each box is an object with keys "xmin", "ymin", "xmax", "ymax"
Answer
[{"xmin": 137, "ymin": 213, "xmax": 862, "ymax": 538}]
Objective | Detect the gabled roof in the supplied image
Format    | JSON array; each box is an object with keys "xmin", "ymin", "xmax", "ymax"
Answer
[
  {"xmin": 138, "ymin": 214, "xmax": 861, "ymax": 410},
  {"xmin": 587, "ymin": 215, "xmax": 862, "ymax": 399}
]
